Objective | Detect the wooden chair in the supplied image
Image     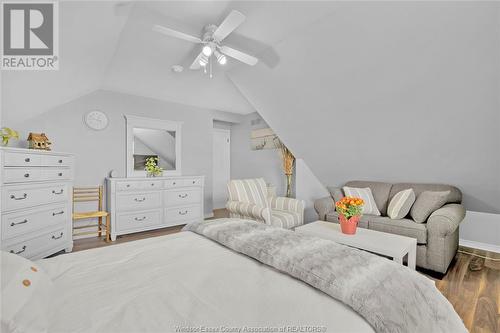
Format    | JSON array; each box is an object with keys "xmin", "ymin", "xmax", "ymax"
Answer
[{"xmin": 72, "ymin": 186, "xmax": 110, "ymax": 242}]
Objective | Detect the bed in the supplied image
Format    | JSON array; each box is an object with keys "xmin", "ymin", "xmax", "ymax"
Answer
[{"xmin": 2, "ymin": 218, "xmax": 466, "ymax": 333}]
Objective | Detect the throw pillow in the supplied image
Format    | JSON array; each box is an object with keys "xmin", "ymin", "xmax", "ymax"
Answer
[
  {"xmin": 410, "ymin": 190, "xmax": 450, "ymax": 223},
  {"xmin": 1, "ymin": 251, "xmax": 53, "ymax": 333},
  {"xmin": 387, "ymin": 189, "xmax": 416, "ymax": 219},
  {"xmin": 326, "ymin": 186, "xmax": 344, "ymax": 203},
  {"xmin": 342, "ymin": 186, "xmax": 381, "ymax": 216}
]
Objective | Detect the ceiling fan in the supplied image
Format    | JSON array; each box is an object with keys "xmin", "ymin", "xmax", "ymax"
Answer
[{"xmin": 153, "ymin": 10, "xmax": 258, "ymax": 77}]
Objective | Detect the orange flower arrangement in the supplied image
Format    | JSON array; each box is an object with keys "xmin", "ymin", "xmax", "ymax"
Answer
[{"xmin": 335, "ymin": 197, "xmax": 364, "ymax": 219}]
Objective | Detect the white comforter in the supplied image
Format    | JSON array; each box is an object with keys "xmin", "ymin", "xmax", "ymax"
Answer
[{"xmin": 38, "ymin": 231, "xmax": 374, "ymax": 333}]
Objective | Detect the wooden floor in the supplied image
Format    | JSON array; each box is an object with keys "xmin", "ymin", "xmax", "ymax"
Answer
[{"xmin": 72, "ymin": 211, "xmax": 499, "ymax": 333}]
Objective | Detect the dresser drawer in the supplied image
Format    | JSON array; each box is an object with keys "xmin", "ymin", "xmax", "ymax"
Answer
[
  {"xmin": 2, "ymin": 204, "xmax": 67, "ymax": 240},
  {"xmin": 165, "ymin": 189, "xmax": 202, "ymax": 207},
  {"xmin": 116, "ymin": 209, "xmax": 162, "ymax": 232},
  {"xmin": 43, "ymin": 155, "xmax": 71, "ymax": 166},
  {"xmin": 3, "ymin": 227, "xmax": 67, "ymax": 259},
  {"xmin": 3, "ymin": 151, "xmax": 42, "ymax": 167},
  {"xmin": 3, "ymin": 183, "xmax": 68, "ymax": 211},
  {"xmin": 42, "ymin": 168, "xmax": 72, "ymax": 181},
  {"xmin": 116, "ymin": 192, "xmax": 162, "ymax": 211},
  {"xmin": 165, "ymin": 205, "xmax": 201, "ymax": 223},
  {"xmin": 164, "ymin": 179, "xmax": 182, "ymax": 188},
  {"xmin": 3, "ymin": 168, "xmax": 42, "ymax": 183},
  {"xmin": 142, "ymin": 180, "xmax": 163, "ymax": 190},
  {"xmin": 183, "ymin": 178, "xmax": 202, "ymax": 187},
  {"xmin": 116, "ymin": 181, "xmax": 143, "ymax": 191}
]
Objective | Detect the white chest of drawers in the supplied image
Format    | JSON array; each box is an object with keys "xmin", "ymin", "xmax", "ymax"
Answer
[
  {"xmin": 0, "ymin": 147, "xmax": 74, "ymax": 259},
  {"xmin": 107, "ymin": 176, "xmax": 204, "ymax": 241}
]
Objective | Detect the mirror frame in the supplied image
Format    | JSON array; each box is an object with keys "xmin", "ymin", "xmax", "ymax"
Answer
[{"xmin": 125, "ymin": 115, "xmax": 182, "ymax": 177}]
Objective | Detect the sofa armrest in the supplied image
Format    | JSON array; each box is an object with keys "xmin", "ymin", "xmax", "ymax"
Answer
[
  {"xmin": 314, "ymin": 196, "xmax": 335, "ymax": 220},
  {"xmin": 427, "ymin": 204, "xmax": 466, "ymax": 238},
  {"xmin": 226, "ymin": 201, "xmax": 271, "ymax": 222}
]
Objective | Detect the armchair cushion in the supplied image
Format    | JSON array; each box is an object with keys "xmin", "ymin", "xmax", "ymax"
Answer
[
  {"xmin": 427, "ymin": 204, "xmax": 465, "ymax": 238},
  {"xmin": 270, "ymin": 210, "xmax": 302, "ymax": 229},
  {"xmin": 226, "ymin": 201, "xmax": 270, "ymax": 222}
]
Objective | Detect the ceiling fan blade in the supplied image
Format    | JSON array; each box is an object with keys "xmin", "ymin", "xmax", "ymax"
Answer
[
  {"xmin": 220, "ymin": 45, "xmax": 258, "ymax": 66},
  {"xmin": 153, "ymin": 25, "xmax": 202, "ymax": 44},
  {"xmin": 213, "ymin": 10, "xmax": 245, "ymax": 41},
  {"xmin": 189, "ymin": 52, "xmax": 204, "ymax": 70}
]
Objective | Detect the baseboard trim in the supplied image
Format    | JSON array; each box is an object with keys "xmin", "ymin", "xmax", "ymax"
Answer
[
  {"xmin": 204, "ymin": 212, "xmax": 214, "ymax": 219},
  {"xmin": 459, "ymin": 239, "xmax": 500, "ymax": 254}
]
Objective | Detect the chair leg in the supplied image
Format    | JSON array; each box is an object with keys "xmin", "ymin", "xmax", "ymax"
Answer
[
  {"xmin": 105, "ymin": 215, "xmax": 111, "ymax": 243},
  {"xmin": 98, "ymin": 217, "xmax": 102, "ymax": 237}
]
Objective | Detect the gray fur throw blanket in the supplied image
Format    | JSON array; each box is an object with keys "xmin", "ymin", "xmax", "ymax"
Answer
[{"xmin": 183, "ymin": 218, "xmax": 467, "ymax": 333}]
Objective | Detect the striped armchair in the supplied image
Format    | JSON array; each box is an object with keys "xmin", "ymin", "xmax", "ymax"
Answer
[{"xmin": 226, "ymin": 178, "xmax": 305, "ymax": 229}]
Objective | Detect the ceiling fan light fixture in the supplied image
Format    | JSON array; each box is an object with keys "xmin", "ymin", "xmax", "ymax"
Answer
[
  {"xmin": 215, "ymin": 51, "xmax": 227, "ymax": 65},
  {"xmin": 202, "ymin": 45, "xmax": 213, "ymax": 56},
  {"xmin": 199, "ymin": 54, "xmax": 209, "ymax": 67}
]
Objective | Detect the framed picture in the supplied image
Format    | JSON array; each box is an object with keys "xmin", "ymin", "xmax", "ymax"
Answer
[{"xmin": 251, "ymin": 128, "xmax": 278, "ymax": 150}]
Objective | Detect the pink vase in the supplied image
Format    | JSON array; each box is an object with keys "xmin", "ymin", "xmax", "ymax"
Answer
[{"xmin": 339, "ymin": 215, "xmax": 360, "ymax": 235}]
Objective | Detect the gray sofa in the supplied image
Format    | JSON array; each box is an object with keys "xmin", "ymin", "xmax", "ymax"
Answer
[{"xmin": 314, "ymin": 181, "xmax": 466, "ymax": 274}]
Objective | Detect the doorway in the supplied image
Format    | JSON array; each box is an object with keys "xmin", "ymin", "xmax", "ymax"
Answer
[{"xmin": 213, "ymin": 128, "xmax": 231, "ymax": 209}]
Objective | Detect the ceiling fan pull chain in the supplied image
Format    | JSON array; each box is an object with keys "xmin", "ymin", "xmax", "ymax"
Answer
[{"xmin": 210, "ymin": 56, "xmax": 213, "ymax": 79}]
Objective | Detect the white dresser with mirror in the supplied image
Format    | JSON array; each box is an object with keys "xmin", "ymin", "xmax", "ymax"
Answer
[{"xmin": 107, "ymin": 115, "xmax": 205, "ymax": 241}]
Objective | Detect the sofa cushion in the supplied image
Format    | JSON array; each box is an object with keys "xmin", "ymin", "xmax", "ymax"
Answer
[
  {"xmin": 325, "ymin": 211, "xmax": 370, "ymax": 229},
  {"xmin": 387, "ymin": 189, "xmax": 416, "ymax": 219},
  {"xmin": 326, "ymin": 186, "xmax": 344, "ymax": 203},
  {"xmin": 369, "ymin": 216, "xmax": 427, "ymax": 244},
  {"xmin": 345, "ymin": 181, "xmax": 392, "ymax": 215},
  {"xmin": 389, "ymin": 183, "xmax": 461, "ymax": 204},
  {"xmin": 410, "ymin": 190, "xmax": 450, "ymax": 223},
  {"xmin": 343, "ymin": 186, "xmax": 381, "ymax": 216}
]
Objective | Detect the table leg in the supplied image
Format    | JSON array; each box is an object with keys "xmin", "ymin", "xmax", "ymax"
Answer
[
  {"xmin": 393, "ymin": 256, "xmax": 403, "ymax": 265},
  {"xmin": 407, "ymin": 244, "xmax": 416, "ymax": 270}
]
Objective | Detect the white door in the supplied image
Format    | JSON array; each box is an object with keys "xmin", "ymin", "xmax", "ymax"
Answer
[{"xmin": 213, "ymin": 129, "xmax": 231, "ymax": 209}]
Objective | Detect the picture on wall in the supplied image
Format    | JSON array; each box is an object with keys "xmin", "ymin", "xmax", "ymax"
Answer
[{"xmin": 251, "ymin": 128, "xmax": 278, "ymax": 150}]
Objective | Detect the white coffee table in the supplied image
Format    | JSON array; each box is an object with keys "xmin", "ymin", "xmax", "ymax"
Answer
[{"xmin": 295, "ymin": 221, "xmax": 417, "ymax": 269}]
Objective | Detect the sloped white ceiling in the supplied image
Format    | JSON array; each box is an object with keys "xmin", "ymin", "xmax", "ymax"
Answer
[
  {"xmin": 1, "ymin": 1, "xmax": 129, "ymax": 124},
  {"xmin": 1, "ymin": 1, "xmax": 336, "ymax": 124}
]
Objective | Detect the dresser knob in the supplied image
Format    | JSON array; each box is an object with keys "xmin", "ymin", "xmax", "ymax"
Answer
[
  {"xmin": 24, "ymin": 173, "xmax": 30, "ymax": 178},
  {"xmin": 58, "ymin": 159, "xmax": 63, "ymax": 163},
  {"xmin": 58, "ymin": 173, "xmax": 63, "ymax": 176},
  {"xmin": 52, "ymin": 211, "xmax": 64, "ymax": 216},
  {"xmin": 52, "ymin": 189, "xmax": 64, "ymax": 195},
  {"xmin": 25, "ymin": 158, "xmax": 30, "ymax": 162}
]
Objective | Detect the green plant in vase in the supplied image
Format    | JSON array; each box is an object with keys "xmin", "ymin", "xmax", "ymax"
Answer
[
  {"xmin": 145, "ymin": 156, "xmax": 163, "ymax": 177},
  {"xmin": 1, "ymin": 127, "xmax": 19, "ymax": 146}
]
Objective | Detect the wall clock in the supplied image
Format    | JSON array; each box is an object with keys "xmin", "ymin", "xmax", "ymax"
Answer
[{"xmin": 84, "ymin": 110, "xmax": 108, "ymax": 130}]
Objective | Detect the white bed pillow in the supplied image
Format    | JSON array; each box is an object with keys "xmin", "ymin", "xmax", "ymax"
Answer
[
  {"xmin": 1, "ymin": 251, "xmax": 53, "ymax": 333},
  {"xmin": 342, "ymin": 186, "xmax": 381, "ymax": 216}
]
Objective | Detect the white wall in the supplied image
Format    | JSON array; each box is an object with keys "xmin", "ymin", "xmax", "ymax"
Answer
[
  {"xmin": 229, "ymin": 2, "xmax": 500, "ymax": 215},
  {"xmin": 295, "ymin": 159, "xmax": 329, "ymax": 222},
  {"xmin": 460, "ymin": 211, "xmax": 500, "ymax": 253},
  {"xmin": 230, "ymin": 113, "xmax": 286, "ymax": 196},
  {"xmin": 8, "ymin": 89, "xmax": 243, "ymax": 216}
]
